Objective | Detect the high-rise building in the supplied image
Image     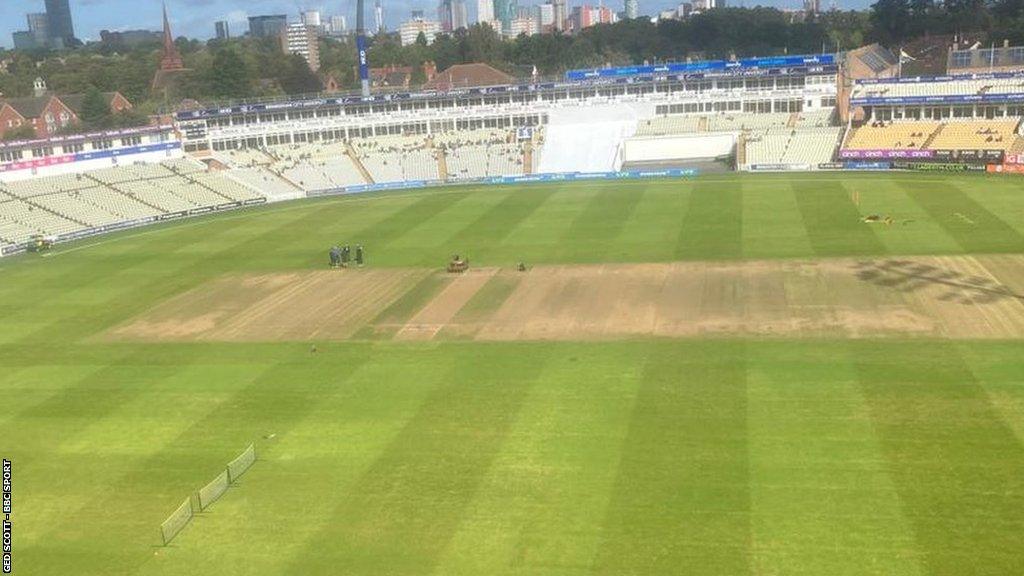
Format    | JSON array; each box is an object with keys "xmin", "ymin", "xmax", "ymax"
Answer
[
  {"xmin": 44, "ymin": 0, "xmax": 74, "ymax": 44},
  {"xmin": 399, "ymin": 15, "xmax": 441, "ymax": 46},
  {"xmin": 454, "ymin": 0, "xmax": 469, "ymax": 30},
  {"xmin": 478, "ymin": 0, "xmax": 495, "ymax": 25},
  {"xmin": 375, "ymin": 0, "xmax": 385, "ymax": 32},
  {"xmin": 803, "ymin": 0, "xmax": 820, "ymax": 14},
  {"xmin": 624, "ymin": 0, "xmax": 639, "ymax": 19},
  {"xmin": 493, "ymin": 0, "xmax": 518, "ymax": 33},
  {"xmin": 329, "ymin": 15, "xmax": 348, "ymax": 35},
  {"xmin": 567, "ymin": 4, "xmax": 615, "ymax": 31},
  {"xmin": 12, "ymin": 31, "xmax": 41, "ymax": 51},
  {"xmin": 438, "ymin": 0, "xmax": 469, "ymax": 31},
  {"xmin": 550, "ymin": 0, "xmax": 567, "ymax": 31},
  {"xmin": 281, "ymin": 23, "xmax": 320, "ymax": 71},
  {"xmin": 301, "ymin": 10, "xmax": 323, "ymax": 32},
  {"xmin": 215, "ymin": 20, "xmax": 230, "ymax": 40},
  {"xmin": 249, "ymin": 15, "xmax": 288, "ymax": 38},
  {"xmin": 536, "ymin": 3, "xmax": 555, "ymax": 31},
  {"xmin": 27, "ymin": 13, "xmax": 51, "ymax": 46}
]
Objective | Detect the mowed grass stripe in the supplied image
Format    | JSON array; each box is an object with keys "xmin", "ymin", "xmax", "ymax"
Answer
[
  {"xmin": 793, "ymin": 181, "xmax": 887, "ymax": 256},
  {"xmin": 144, "ymin": 348, "xmax": 461, "ymax": 576},
  {"xmin": 285, "ymin": 345, "xmax": 553, "ymax": 575},
  {"xmin": 431, "ymin": 345, "xmax": 643, "ymax": 575},
  {"xmin": 354, "ymin": 190, "xmax": 470, "ymax": 251},
  {"xmin": 559, "ymin": 185, "xmax": 646, "ymax": 261},
  {"xmin": 676, "ymin": 181, "xmax": 743, "ymax": 260},
  {"xmin": 593, "ymin": 342, "xmax": 751, "ymax": 576},
  {"xmin": 746, "ymin": 344, "xmax": 925, "ymax": 576},
  {"xmin": 854, "ymin": 341, "xmax": 1024, "ymax": 575},
  {"xmin": 21, "ymin": 351, "xmax": 373, "ymax": 576},
  {"xmin": 901, "ymin": 181, "xmax": 1024, "ymax": 253},
  {"xmin": 447, "ymin": 186, "xmax": 558, "ymax": 250}
]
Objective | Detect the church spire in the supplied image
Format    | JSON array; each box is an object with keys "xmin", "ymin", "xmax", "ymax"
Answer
[{"xmin": 159, "ymin": 2, "xmax": 184, "ymax": 71}]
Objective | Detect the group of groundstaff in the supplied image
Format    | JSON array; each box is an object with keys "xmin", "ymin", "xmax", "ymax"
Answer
[{"xmin": 329, "ymin": 244, "xmax": 364, "ymax": 268}]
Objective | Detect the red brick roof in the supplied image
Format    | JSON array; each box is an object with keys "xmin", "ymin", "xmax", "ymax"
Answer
[{"xmin": 422, "ymin": 63, "xmax": 514, "ymax": 91}]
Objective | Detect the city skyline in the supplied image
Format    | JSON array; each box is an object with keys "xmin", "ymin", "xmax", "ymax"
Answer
[{"xmin": 0, "ymin": 0, "xmax": 864, "ymax": 48}]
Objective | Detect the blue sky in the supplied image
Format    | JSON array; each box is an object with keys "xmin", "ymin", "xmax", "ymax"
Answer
[{"xmin": 0, "ymin": 0, "xmax": 870, "ymax": 48}]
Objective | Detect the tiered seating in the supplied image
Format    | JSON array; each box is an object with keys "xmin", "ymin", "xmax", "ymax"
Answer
[
  {"xmin": 854, "ymin": 77, "xmax": 1024, "ymax": 100},
  {"xmin": 76, "ymin": 187, "xmax": 164, "ymax": 220},
  {"xmin": 0, "ymin": 198, "xmax": 83, "ymax": 238},
  {"xmin": 635, "ymin": 115, "xmax": 702, "ymax": 136},
  {"xmin": 191, "ymin": 172, "xmax": 263, "ymax": 202},
  {"xmin": 223, "ymin": 148, "xmax": 276, "ymax": 167},
  {"xmin": 708, "ymin": 113, "xmax": 791, "ymax": 132},
  {"xmin": 150, "ymin": 178, "xmax": 230, "ymax": 208},
  {"xmin": 445, "ymin": 147, "xmax": 489, "ymax": 180},
  {"xmin": 435, "ymin": 130, "xmax": 526, "ymax": 179},
  {"xmin": 230, "ymin": 168, "xmax": 301, "ymax": 200},
  {"xmin": 0, "ymin": 158, "xmax": 273, "ymax": 246},
  {"xmin": 281, "ymin": 162, "xmax": 335, "ymax": 190},
  {"xmin": 265, "ymin": 142, "xmax": 366, "ymax": 189},
  {"xmin": 6, "ymin": 173, "xmax": 93, "ymax": 196},
  {"xmin": 163, "ymin": 158, "xmax": 206, "ymax": 174},
  {"xmin": 844, "ymin": 121, "xmax": 940, "ymax": 150},
  {"xmin": 31, "ymin": 192, "xmax": 124, "ymax": 228},
  {"xmin": 352, "ymin": 135, "xmax": 431, "ymax": 184},
  {"xmin": 90, "ymin": 163, "xmax": 173, "ymax": 184},
  {"xmin": 116, "ymin": 179, "xmax": 195, "ymax": 213},
  {"xmin": 0, "ymin": 208, "xmax": 40, "ymax": 245},
  {"xmin": 401, "ymin": 149, "xmax": 440, "ymax": 181},
  {"xmin": 929, "ymin": 120, "xmax": 1022, "ymax": 151},
  {"xmin": 746, "ymin": 127, "xmax": 843, "ymax": 166},
  {"xmin": 794, "ymin": 109, "xmax": 834, "ymax": 128}
]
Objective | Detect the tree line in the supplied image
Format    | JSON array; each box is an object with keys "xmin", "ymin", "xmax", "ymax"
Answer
[{"xmin": 2, "ymin": 0, "xmax": 1024, "ymax": 132}]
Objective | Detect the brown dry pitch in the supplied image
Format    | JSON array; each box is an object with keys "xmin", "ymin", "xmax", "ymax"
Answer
[{"xmin": 105, "ymin": 256, "xmax": 1024, "ymax": 343}]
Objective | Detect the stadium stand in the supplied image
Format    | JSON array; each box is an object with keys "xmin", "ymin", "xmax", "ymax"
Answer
[
  {"xmin": 844, "ymin": 121, "xmax": 940, "ymax": 150},
  {"xmin": 435, "ymin": 130, "xmax": 526, "ymax": 179},
  {"xmin": 928, "ymin": 119, "xmax": 1022, "ymax": 151},
  {"xmin": 0, "ymin": 159, "xmax": 267, "ymax": 247},
  {"xmin": 745, "ymin": 127, "xmax": 844, "ymax": 166},
  {"xmin": 635, "ymin": 115, "xmax": 703, "ymax": 136}
]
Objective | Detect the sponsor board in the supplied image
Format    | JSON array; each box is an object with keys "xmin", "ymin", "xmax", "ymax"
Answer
[
  {"xmin": 839, "ymin": 149, "xmax": 1003, "ymax": 163},
  {"xmin": 851, "ymin": 93, "xmax": 1024, "ymax": 105},
  {"xmin": 987, "ymin": 163, "xmax": 1024, "ymax": 174},
  {"xmin": 749, "ymin": 163, "xmax": 812, "ymax": 171},
  {"xmin": 892, "ymin": 161, "xmax": 987, "ymax": 172},
  {"xmin": 306, "ymin": 169, "xmax": 700, "ymax": 198},
  {"xmin": 839, "ymin": 149, "xmax": 935, "ymax": 160},
  {"xmin": 0, "ymin": 141, "xmax": 183, "ymax": 174},
  {"xmin": 844, "ymin": 161, "xmax": 892, "ymax": 170}
]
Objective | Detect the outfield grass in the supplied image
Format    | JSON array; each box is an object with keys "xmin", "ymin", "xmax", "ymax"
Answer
[{"xmin": 1, "ymin": 172, "xmax": 1023, "ymax": 575}]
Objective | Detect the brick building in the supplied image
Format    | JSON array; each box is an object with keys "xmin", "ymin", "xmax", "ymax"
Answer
[{"xmin": 0, "ymin": 91, "xmax": 132, "ymax": 140}]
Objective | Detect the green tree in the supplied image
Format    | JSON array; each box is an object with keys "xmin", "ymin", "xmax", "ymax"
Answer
[
  {"xmin": 278, "ymin": 54, "xmax": 323, "ymax": 95},
  {"xmin": 205, "ymin": 48, "xmax": 251, "ymax": 99},
  {"xmin": 79, "ymin": 87, "xmax": 112, "ymax": 130}
]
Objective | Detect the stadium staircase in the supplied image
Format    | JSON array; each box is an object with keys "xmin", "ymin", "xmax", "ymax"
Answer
[
  {"xmin": 787, "ymin": 113, "xmax": 799, "ymax": 128},
  {"xmin": 736, "ymin": 133, "xmax": 747, "ymax": 166},
  {"xmin": 437, "ymin": 148, "xmax": 449, "ymax": 180},
  {"xmin": 345, "ymin": 143, "xmax": 376, "ymax": 184},
  {"xmin": 922, "ymin": 124, "xmax": 944, "ymax": 149},
  {"xmin": 523, "ymin": 141, "xmax": 534, "ymax": 174},
  {"xmin": 698, "ymin": 117, "xmax": 709, "ymax": 132}
]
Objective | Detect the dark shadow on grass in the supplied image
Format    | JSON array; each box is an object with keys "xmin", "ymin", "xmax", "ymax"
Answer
[{"xmin": 852, "ymin": 259, "xmax": 1024, "ymax": 305}]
